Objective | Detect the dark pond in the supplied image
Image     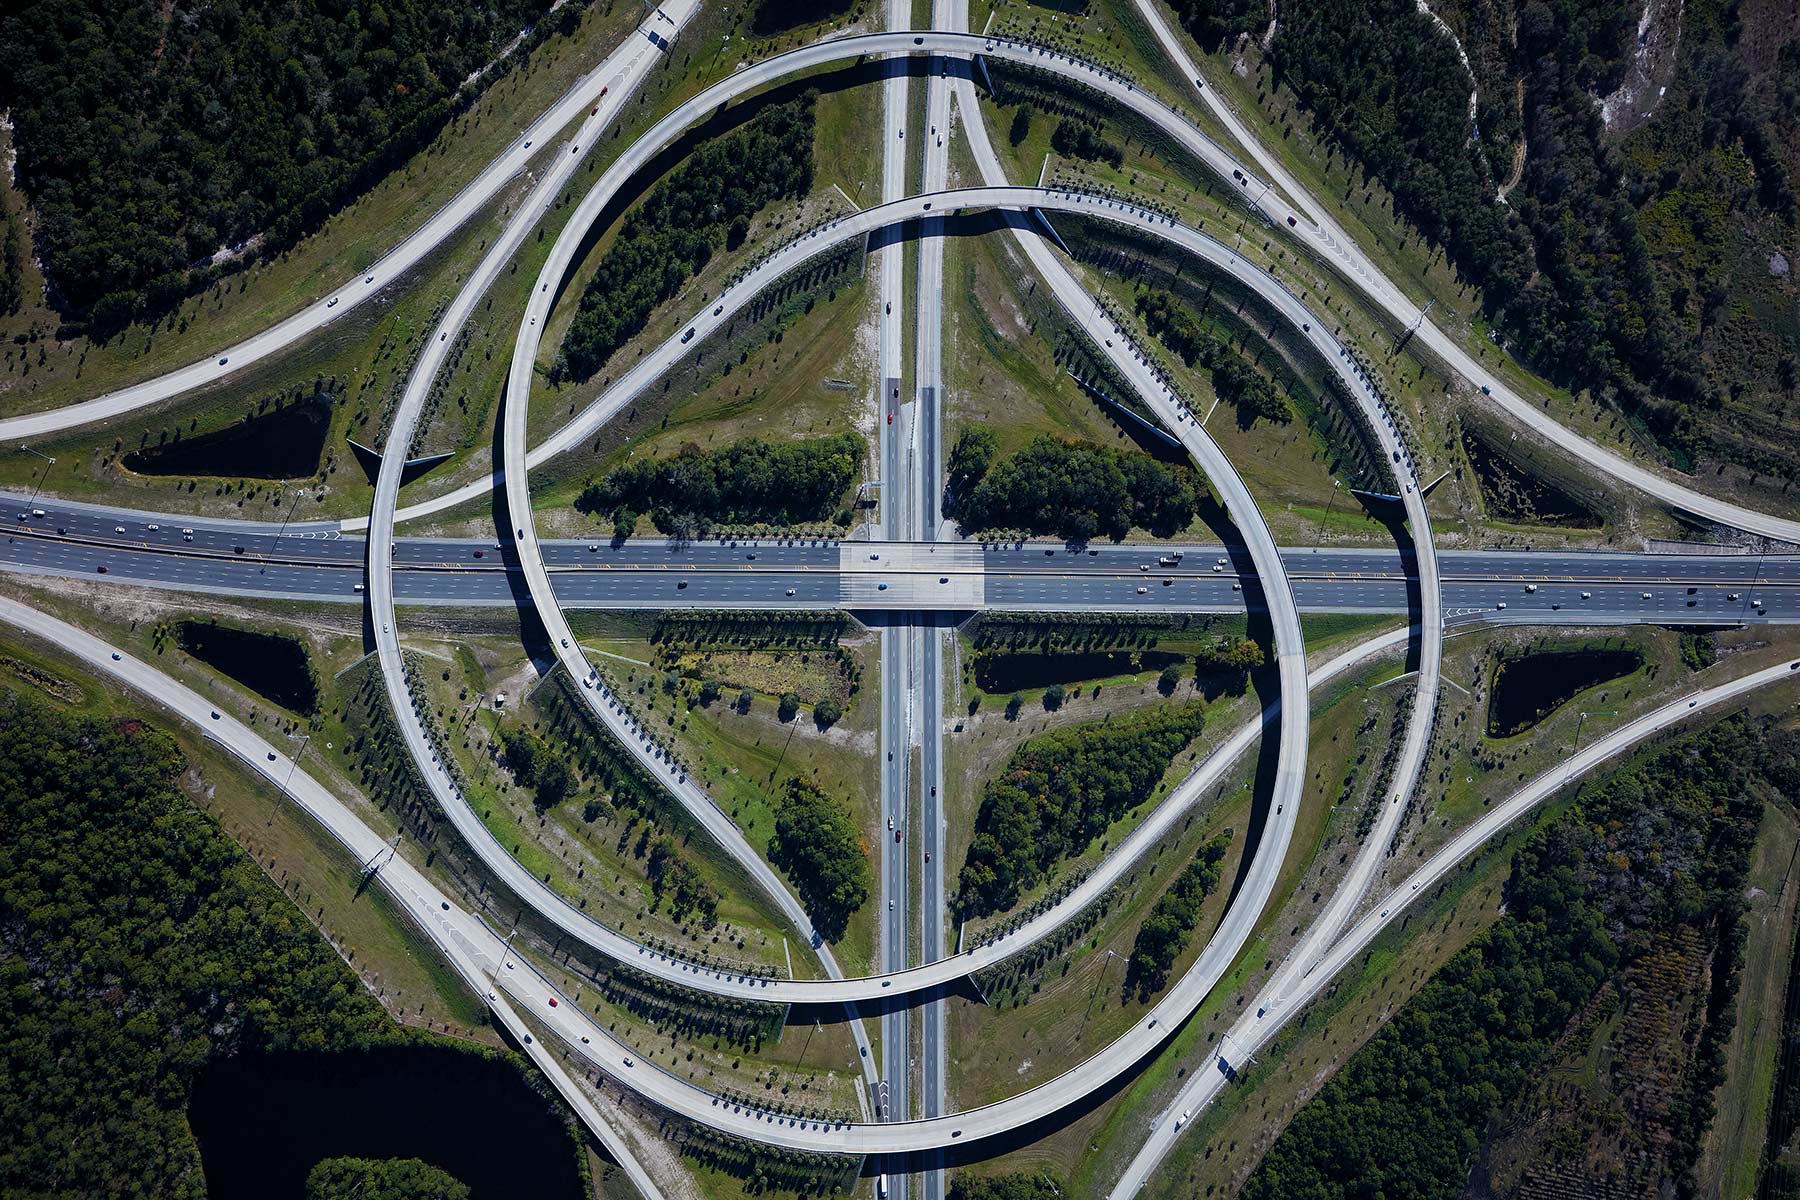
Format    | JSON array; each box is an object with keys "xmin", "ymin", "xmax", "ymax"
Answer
[
  {"xmin": 124, "ymin": 396, "xmax": 331, "ymax": 480},
  {"xmin": 1461, "ymin": 425, "xmax": 1601, "ymax": 528},
  {"xmin": 188, "ymin": 1045, "xmax": 584, "ymax": 1200},
  {"xmin": 1488, "ymin": 647, "xmax": 1643, "ymax": 738},
  {"xmin": 177, "ymin": 620, "xmax": 318, "ymax": 714},
  {"xmin": 976, "ymin": 649, "xmax": 1188, "ymax": 692}
]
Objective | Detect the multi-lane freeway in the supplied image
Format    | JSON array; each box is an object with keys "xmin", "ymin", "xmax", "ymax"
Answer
[{"xmin": 9, "ymin": 500, "xmax": 1797, "ymax": 623}]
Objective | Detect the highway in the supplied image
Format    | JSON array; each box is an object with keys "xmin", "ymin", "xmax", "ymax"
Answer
[
  {"xmin": 0, "ymin": 595, "xmax": 670, "ymax": 1200},
  {"xmin": 0, "ymin": 8, "xmax": 690, "ymax": 442},
  {"xmin": 8, "ymin": 509, "xmax": 1800, "ymax": 622},
  {"xmin": 1108, "ymin": 645, "xmax": 1800, "ymax": 1196}
]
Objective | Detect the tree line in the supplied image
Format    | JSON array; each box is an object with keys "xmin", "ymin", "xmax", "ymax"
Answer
[
  {"xmin": 555, "ymin": 95, "xmax": 817, "ymax": 382},
  {"xmin": 1135, "ymin": 289, "xmax": 1293, "ymax": 425},
  {"xmin": 957, "ymin": 703, "xmax": 1207, "ymax": 918},
  {"xmin": 1126, "ymin": 832, "xmax": 1232, "ymax": 998},
  {"xmin": 947, "ymin": 428, "xmax": 1200, "ymax": 541},
  {"xmin": 1242, "ymin": 715, "xmax": 1776, "ymax": 1199},
  {"xmin": 578, "ymin": 432, "xmax": 862, "ymax": 540},
  {"xmin": 0, "ymin": 0, "xmax": 558, "ymax": 332}
]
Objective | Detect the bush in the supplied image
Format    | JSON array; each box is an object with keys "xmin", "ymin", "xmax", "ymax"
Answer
[
  {"xmin": 306, "ymin": 1157, "xmax": 469, "ymax": 1200},
  {"xmin": 1126, "ymin": 834, "xmax": 1231, "ymax": 997}
]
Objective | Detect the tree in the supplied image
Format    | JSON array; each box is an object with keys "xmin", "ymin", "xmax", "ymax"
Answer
[
  {"xmin": 813, "ymin": 697, "xmax": 843, "ymax": 728},
  {"xmin": 1158, "ymin": 664, "xmax": 1183, "ymax": 694},
  {"xmin": 697, "ymin": 679, "xmax": 723, "ymax": 707},
  {"xmin": 534, "ymin": 758, "xmax": 572, "ymax": 810},
  {"xmin": 737, "ymin": 688, "xmax": 755, "ymax": 714},
  {"xmin": 578, "ymin": 434, "xmax": 863, "ymax": 535},
  {"xmin": 1042, "ymin": 683, "xmax": 1067, "ymax": 711},
  {"xmin": 778, "ymin": 692, "xmax": 800, "ymax": 722},
  {"xmin": 501, "ymin": 728, "xmax": 539, "ymax": 785},
  {"xmin": 768, "ymin": 779, "xmax": 870, "ymax": 940},
  {"xmin": 1005, "ymin": 692, "xmax": 1025, "ymax": 720},
  {"xmin": 1008, "ymin": 104, "xmax": 1034, "ymax": 146}
]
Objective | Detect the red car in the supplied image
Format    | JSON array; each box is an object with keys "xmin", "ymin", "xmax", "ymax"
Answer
[{"xmin": 548, "ymin": 997, "xmax": 558, "ymax": 1008}]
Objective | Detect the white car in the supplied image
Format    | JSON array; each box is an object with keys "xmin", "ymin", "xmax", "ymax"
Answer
[
  {"xmin": 1496, "ymin": 601, "xmax": 1507, "ymax": 610},
  {"xmin": 1137, "ymin": 586, "xmax": 1149, "ymax": 594},
  {"xmin": 1580, "ymin": 591, "xmax": 1591, "ymax": 599}
]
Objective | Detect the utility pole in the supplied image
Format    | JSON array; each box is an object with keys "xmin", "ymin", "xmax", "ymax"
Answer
[
  {"xmin": 1571, "ymin": 710, "xmax": 1589, "ymax": 755},
  {"xmin": 262, "ymin": 488, "xmax": 306, "ymax": 574},
  {"xmin": 1315, "ymin": 479, "xmax": 1341, "ymax": 542}
]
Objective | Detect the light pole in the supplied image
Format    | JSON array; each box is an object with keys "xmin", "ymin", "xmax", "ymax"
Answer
[
  {"xmin": 1571, "ymin": 710, "xmax": 1588, "ymax": 755},
  {"xmin": 15, "ymin": 444, "xmax": 55, "ymax": 540},
  {"xmin": 1316, "ymin": 479, "xmax": 1341, "ymax": 542},
  {"xmin": 282, "ymin": 733, "xmax": 312, "ymax": 792},
  {"xmin": 262, "ymin": 488, "xmax": 306, "ymax": 573}
]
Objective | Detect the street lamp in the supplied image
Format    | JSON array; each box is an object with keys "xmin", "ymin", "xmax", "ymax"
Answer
[
  {"xmin": 15, "ymin": 445, "xmax": 55, "ymax": 539},
  {"xmin": 261, "ymin": 488, "xmax": 306, "ymax": 573},
  {"xmin": 1571, "ymin": 711, "xmax": 1588, "ymax": 755}
]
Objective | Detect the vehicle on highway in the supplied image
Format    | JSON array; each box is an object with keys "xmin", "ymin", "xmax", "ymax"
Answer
[
  {"xmin": 1525, "ymin": 583, "xmax": 1537, "ymax": 592},
  {"xmin": 1137, "ymin": 586, "xmax": 1148, "ymax": 594},
  {"xmin": 1581, "ymin": 591, "xmax": 1591, "ymax": 599},
  {"xmin": 218, "ymin": 357, "xmax": 228, "ymax": 366},
  {"xmin": 1496, "ymin": 601, "xmax": 1506, "ymax": 609},
  {"xmin": 327, "ymin": 297, "xmax": 338, "ymax": 307},
  {"xmin": 1159, "ymin": 553, "xmax": 1182, "ymax": 566},
  {"xmin": 114, "ymin": 525, "xmax": 124, "ymax": 533},
  {"xmin": 111, "ymin": 652, "xmax": 121, "ymax": 661},
  {"xmin": 96, "ymin": 565, "xmax": 107, "ymax": 573},
  {"xmin": 1642, "ymin": 591, "xmax": 1652, "ymax": 599},
  {"xmin": 677, "ymin": 580, "xmax": 688, "ymax": 589},
  {"xmin": 878, "ymin": 582, "xmax": 889, "ymax": 590},
  {"xmin": 786, "ymin": 588, "xmax": 796, "ymax": 596}
]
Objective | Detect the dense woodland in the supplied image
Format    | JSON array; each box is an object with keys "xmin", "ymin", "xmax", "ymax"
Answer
[
  {"xmin": 0, "ymin": 0, "xmax": 556, "ymax": 331},
  {"xmin": 1247, "ymin": 0, "xmax": 1800, "ymax": 472},
  {"xmin": 556, "ymin": 96, "xmax": 817, "ymax": 382},
  {"xmin": 578, "ymin": 433, "xmax": 862, "ymax": 539},
  {"xmin": 767, "ymin": 777, "xmax": 869, "ymax": 941},
  {"xmin": 1242, "ymin": 715, "xmax": 1779, "ymax": 1199},
  {"xmin": 0, "ymin": 692, "xmax": 395, "ymax": 1194},
  {"xmin": 957, "ymin": 703, "xmax": 1207, "ymax": 917},
  {"xmin": 947, "ymin": 429, "xmax": 1200, "ymax": 540}
]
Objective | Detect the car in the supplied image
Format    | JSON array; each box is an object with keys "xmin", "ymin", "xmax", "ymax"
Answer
[
  {"xmin": 878, "ymin": 582, "xmax": 889, "ymax": 590},
  {"xmin": 1496, "ymin": 600, "xmax": 1506, "ymax": 609},
  {"xmin": 714, "ymin": 304, "xmax": 723, "ymax": 316},
  {"xmin": 1137, "ymin": 586, "xmax": 1148, "ymax": 594},
  {"xmin": 1752, "ymin": 597, "xmax": 1764, "ymax": 608},
  {"xmin": 888, "ymin": 900, "xmax": 895, "ymax": 910},
  {"xmin": 1213, "ymin": 563, "xmax": 1223, "ymax": 572},
  {"xmin": 895, "ymin": 830, "xmax": 902, "ymax": 843},
  {"xmin": 327, "ymin": 296, "xmax": 338, "ymax": 307},
  {"xmin": 785, "ymin": 588, "xmax": 797, "ymax": 597},
  {"xmin": 146, "ymin": 523, "xmax": 160, "ymax": 531},
  {"xmin": 622, "ymin": 1057, "xmax": 634, "ymax": 1068},
  {"xmin": 364, "ymin": 275, "xmax": 374, "ymax": 284},
  {"xmin": 746, "ymin": 552, "xmax": 756, "ymax": 560},
  {"xmin": 1580, "ymin": 591, "xmax": 1591, "ymax": 599},
  {"xmin": 870, "ymin": 552, "xmax": 880, "ymax": 560},
  {"xmin": 523, "ymin": 140, "xmax": 532, "ymax": 149},
  {"xmin": 548, "ymin": 997, "xmax": 559, "ymax": 1007},
  {"xmin": 1163, "ymin": 579, "xmax": 1173, "ymax": 586},
  {"xmin": 114, "ymin": 525, "xmax": 125, "ymax": 533},
  {"xmin": 588, "ymin": 544, "xmax": 599, "ymax": 552},
  {"xmin": 887, "ymin": 817, "xmax": 894, "ymax": 831},
  {"xmin": 560, "ymin": 638, "xmax": 569, "ymax": 648},
  {"xmin": 31, "ymin": 508, "xmax": 45, "ymax": 518},
  {"xmin": 218, "ymin": 356, "xmax": 229, "ymax": 366},
  {"xmin": 110, "ymin": 651, "xmax": 121, "ymax": 661},
  {"xmin": 1480, "ymin": 384, "xmax": 1491, "ymax": 395},
  {"xmin": 1139, "ymin": 563, "xmax": 1150, "ymax": 571},
  {"xmin": 580, "ymin": 1035, "xmax": 591, "ymax": 1044},
  {"xmin": 211, "ymin": 711, "xmax": 220, "ymax": 720},
  {"xmin": 571, "ymin": 144, "xmax": 580, "ymax": 154},
  {"xmin": 677, "ymin": 580, "xmax": 688, "ymax": 589},
  {"xmin": 1728, "ymin": 592, "xmax": 1740, "ymax": 600},
  {"xmin": 267, "ymin": 752, "xmax": 277, "ymax": 761},
  {"xmin": 1176, "ymin": 1108, "xmax": 1192, "ymax": 1129},
  {"xmin": 887, "ymin": 412, "xmax": 893, "ymax": 425},
  {"xmin": 1232, "ymin": 581, "xmax": 1242, "ymax": 591},
  {"xmin": 96, "ymin": 564, "xmax": 107, "ymax": 573},
  {"xmin": 1525, "ymin": 583, "xmax": 1537, "ymax": 592},
  {"xmin": 1286, "ymin": 215, "xmax": 1297, "ymax": 227},
  {"xmin": 939, "ymin": 576, "xmax": 949, "ymax": 584},
  {"xmin": 925, "ymin": 852, "xmax": 931, "ymax": 863},
  {"xmin": 233, "ymin": 545, "xmax": 245, "ymax": 554},
  {"xmin": 354, "ymin": 583, "xmax": 365, "ymax": 592},
  {"xmin": 600, "ymin": 86, "xmax": 608, "ymax": 96},
  {"xmin": 1641, "ymin": 591, "xmax": 1652, "ymax": 600},
  {"xmin": 473, "ymin": 549, "xmax": 484, "ymax": 558}
]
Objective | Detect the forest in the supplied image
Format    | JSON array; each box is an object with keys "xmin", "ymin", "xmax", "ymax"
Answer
[
  {"xmin": 1262, "ymin": 0, "xmax": 1800, "ymax": 471},
  {"xmin": 949, "ymin": 431, "xmax": 1200, "ymax": 541},
  {"xmin": 555, "ymin": 95, "xmax": 817, "ymax": 382},
  {"xmin": 0, "ymin": 691, "xmax": 394, "ymax": 1194},
  {"xmin": 768, "ymin": 777, "xmax": 870, "ymax": 941},
  {"xmin": 0, "ymin": 0, "xmax": 556, "ymax": 331},
  {"xmin": 957, "ymin": 703, "xmax": 1206, "ymax": 917},
  {"xmin": 1126, "ymin": 833, "xmax": 1231, "ymax": 998},
  {"xmin": 578, "ymin": 433, "xmax": 862, "ymax": 538},
  {"xmin": 1241, "ymin": 715, "xmax": 1777, "ymax": 1199}
]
